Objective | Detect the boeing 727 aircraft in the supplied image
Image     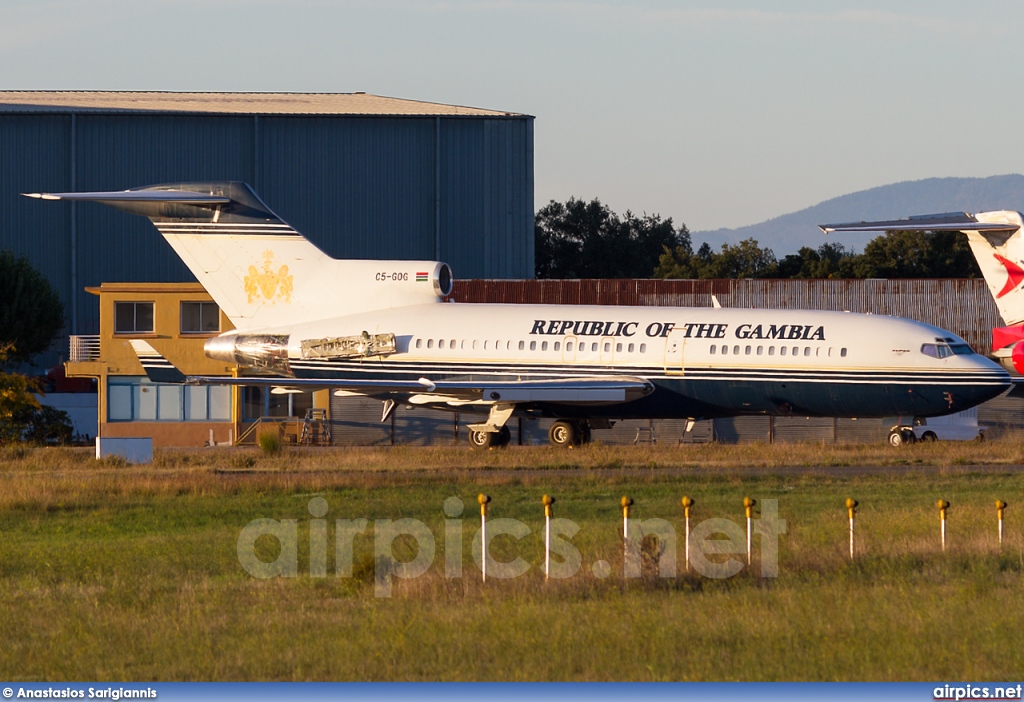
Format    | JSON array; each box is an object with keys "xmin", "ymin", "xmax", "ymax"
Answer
[{"xmin": 26, "ymin": 183, "xmax": 1011, "ymax": 447}]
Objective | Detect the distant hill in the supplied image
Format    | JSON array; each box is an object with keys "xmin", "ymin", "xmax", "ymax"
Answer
[{"xmin": 692, "ymin": 174, "xmax": 1024, "ymax": 256}]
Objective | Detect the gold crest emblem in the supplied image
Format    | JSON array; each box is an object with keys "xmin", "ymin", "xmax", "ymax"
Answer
[{"xmin": 244, "ymin": 250, "xmax": 293, "ymax": 304}]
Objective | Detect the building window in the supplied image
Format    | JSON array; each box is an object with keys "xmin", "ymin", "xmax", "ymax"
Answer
[
  {"xmin": 114, "ymin": 302, "xmax": 154, "ymax": 334},
  {"xmin": 180, "ymin": 301, "xmax": 220, "ymax": 334},
  {"xmin": 241, "ymin": 387, "xmax": 312, "ymax": 421},
  {"xmin": 108, "ymin": 377, "xmax": 230, "ymax": 422}
]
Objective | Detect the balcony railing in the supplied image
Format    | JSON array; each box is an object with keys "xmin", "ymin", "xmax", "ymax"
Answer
[{"xmin": 69, "ymin": 335, "xmax": 101, "ymax": 362}]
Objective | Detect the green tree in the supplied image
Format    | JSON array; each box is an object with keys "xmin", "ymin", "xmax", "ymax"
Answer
[
  {"xmin": 0, "ymin": 250, "xmax": 65, "ymax": 366},
  {"xmin": 535, "ymin": 198, "xmax": 689, "ymax": 278},
  {"xmin": 852, "ymin": 230, "xmax": 981, "ymax": 278},
  {"xmin": 778, "ymin": 242, "xmax": 858, "ymax": 279},
  {"xmin": 0, "ymin": 344, "xmax": 41, "ymax": 444},
  {"xmin": 655, "ymin": 238, "xmax": 778, "ymax": 279}
]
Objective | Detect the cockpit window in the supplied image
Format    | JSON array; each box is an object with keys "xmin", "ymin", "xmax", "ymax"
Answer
[{"xmin": 921, "ymin": 342, "xmax": 971, "ymax": 358}]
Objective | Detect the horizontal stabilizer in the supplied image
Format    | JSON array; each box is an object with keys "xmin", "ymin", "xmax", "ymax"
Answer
[
  {"xmin": 819, "ymin": 213, "xmax": 1021, "ymax": 234},
  {"xmin": 129, "ymin": 340, "xmax": 187, "ymax": 384},
  {"xmin": 23, "ymin": 190, "xmax": 230, "ymax": 206}
]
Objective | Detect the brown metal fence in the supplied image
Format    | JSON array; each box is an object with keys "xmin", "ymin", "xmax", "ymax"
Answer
[{"xmin": 450, "ymin": 278, "xmax": 1001, "ymax": 354}]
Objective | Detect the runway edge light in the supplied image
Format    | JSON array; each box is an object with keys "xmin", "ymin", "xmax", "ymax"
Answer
[
  {"xmin": 846, "ymin": 498, "xmax": 858, "ymax": 560},
  {"xmin": 681, "ymin": 496, "xmax": 695, "ymax": 572},
  {"xmin": 743, "ymin": 497, "xmax": 757, "ymax": 565},
  {"xmin": 937, "ymin": 499, "xmax": 950, "ymax": 552},
  {"xmin": 542, "ymin": 494, "xmax": 555, "ymax": 579},
  {"xmin": 996, "ymin": 500, "xmax": 1008, "ymax": 546},
  {"xmin": 478, "ymin": 494, "xmax": 491, "ymax": 582}
]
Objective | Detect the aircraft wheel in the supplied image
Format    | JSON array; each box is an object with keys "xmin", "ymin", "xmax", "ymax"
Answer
[
  {"xmin": 468, "ymin": 428, "xmax": 495, "ymax": 450},
  {"xmin": 548, "ymin": 420, "xmax": 579, "ymax": 448},
  {"xmin": 888, "ymin": 430, "xmax": 904, "ymax": 448},
  {"xmin": 495, "ymin": 425, "xmax": 512, "ymax": 448},
  {"xmin": 922, "ymin": 431, "xmax": 938, "ymax": 443}
]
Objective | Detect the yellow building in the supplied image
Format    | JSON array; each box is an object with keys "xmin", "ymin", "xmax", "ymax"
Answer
[{"xmin": 65, "ymin": 282, "xmax": 326, "ymax": 447}]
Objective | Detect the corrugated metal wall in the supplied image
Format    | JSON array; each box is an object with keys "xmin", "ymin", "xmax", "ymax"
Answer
[
  {"xmin": 451, "ymin": 278, "xmax": 1002, "ymax": 354},
  {"xmin": 0, "ymin": 110, "xmax": 534, "ymax": 357}
]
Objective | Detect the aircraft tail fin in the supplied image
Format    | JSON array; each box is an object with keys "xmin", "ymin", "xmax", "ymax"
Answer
[
  {"xmin": 25, "ymin": 182, "xmax": 452, "ymax": 331},
  {"xmin": 821, "ymin": 211, "xmax": 1024, "ymax": 326}
]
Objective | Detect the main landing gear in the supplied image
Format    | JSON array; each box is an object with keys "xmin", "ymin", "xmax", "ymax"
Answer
[
  {"xmin": 547, "ymin": 420, "xmax": 592, "ymax": 449},
  {"xmin": 467, "ymin": 420, "xmax": 595, "ymax": 449},
  {"xmin": 467, "ymin": 425, "xmax": 511, "ymax": 450}
]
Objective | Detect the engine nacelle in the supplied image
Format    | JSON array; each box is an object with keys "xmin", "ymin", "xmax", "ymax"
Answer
[{"xmin": 205, "ymin": 334, "xmax": 291, "ymax": 374}]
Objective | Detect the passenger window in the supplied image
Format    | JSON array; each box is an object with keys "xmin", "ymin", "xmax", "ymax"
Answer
[
  {"xmin": 628, "ymin": 343, "xmax": 634, "ymax": 353},
  {"xmin": 567, "ymin": 342, "xmax": 573, "ymax": 352},
  {"xmin": 603, "ymin": 342, "xmax": 611, "ymax": 352},
  {"xmin": 591, "ymin": 343, "xmax": 598, "ymax": 352},
  {"xmin": 616, "ymin": 343, "xmax": 622, "ymax": 353},
  {"xmin": 721, "ymin": 345, "xmax": 728, "ymax": 356},
  {"xmin": 640, "ymin": 344, "xmax": 647, "ymax": 353},
  {"xmin": 745, "ymin": 345, "xmax": 751, "ymax": 355},
  {"xmin": 415, "ymin": 339, "xmax": 422, "ymax": 349},
  {"xmin": 768, "ymin": 346, "xmax": 775, "ymax": 356},
  {"xmin": 757, "ymin": 346, "xmax": 763, "ymax": 355},
  {"xmin": 554, "ymin": 342, "xmax": 561, "ymax": 351},
  {"xmin": 804, "ymin": 347, "xmax": 810, "ymax": 357},
  {"xmin": 780, "ymin": 347, "xmax": 786, "ymax": 356},
  {"xmin": 841, "ymin": 348, "xmax": 848, "ymax": 357},
  {"xmin": 483, "ymin": 340, "xmax": 489, "ymax": 350},
  {"xmin": 529, "ymin": 341, "xmax": 536, "ymax": 351},
  {"xmin": 733, "ymin": 345, "xmax": 740, "ymax": 355},
  {"xmin": 427, "ymin": 339, "xmax": 434, "ymax": 349},
  {"xmin": 472, "ymin": 340, "xmax": 478, "ymax": 350},
  {"xmin": 710, "ymin": 345, "xmax": 717, "ymax": 354},
  {"xmin": 518, "ymin": 341, "xmax": 525, "ymax": 351},
  {"xmin": 438, "ymin": 339, "xmax": 445, "ymax": 349},
  {"xmin": 792, "ymin": 346, "xmax": 798, "ymax": 356},
  {"xmin": 815, "ymin": 347, "xmax": 820, "ymax": 357},
  {"xmin": 542, "ymin": 341, "xmax": 548, "ymax": 351}
]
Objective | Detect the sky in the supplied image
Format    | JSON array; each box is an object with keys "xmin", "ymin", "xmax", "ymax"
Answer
[{"xmin": 4, "ymin": 0, "xmax": 1024, "ymax": 232}]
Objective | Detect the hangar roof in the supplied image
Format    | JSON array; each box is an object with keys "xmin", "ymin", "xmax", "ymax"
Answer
[{"xmin": 0, "ymin": 91, "xmax": 523, "ymax": 117}]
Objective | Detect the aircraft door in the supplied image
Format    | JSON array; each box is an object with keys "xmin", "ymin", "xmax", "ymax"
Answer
[{"xmin": 663, "ymin": 328, "xmax": 686, "ymax": 373}]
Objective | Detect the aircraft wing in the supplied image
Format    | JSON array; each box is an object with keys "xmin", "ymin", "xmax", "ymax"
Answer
[
  {"xmin": 819, "ymin": 213, "xmax": 1020, "ymax": 234},
  {"xmin": 184, "ymin": 373, "xmax": 655, "ymax": 406},
  {"xmin": 130, "ymin": 340, "xmax": 652, "ymax": 405}
]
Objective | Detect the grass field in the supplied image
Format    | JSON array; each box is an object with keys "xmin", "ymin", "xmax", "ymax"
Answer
[{"xmin": 2, "ymin": 441, "xmax": 1024, "ymax": 681}]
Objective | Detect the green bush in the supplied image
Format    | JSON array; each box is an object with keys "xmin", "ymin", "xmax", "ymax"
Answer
[{"xmin": 257, "ymin": 430, "xmax": 282, "ymax": 455}]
